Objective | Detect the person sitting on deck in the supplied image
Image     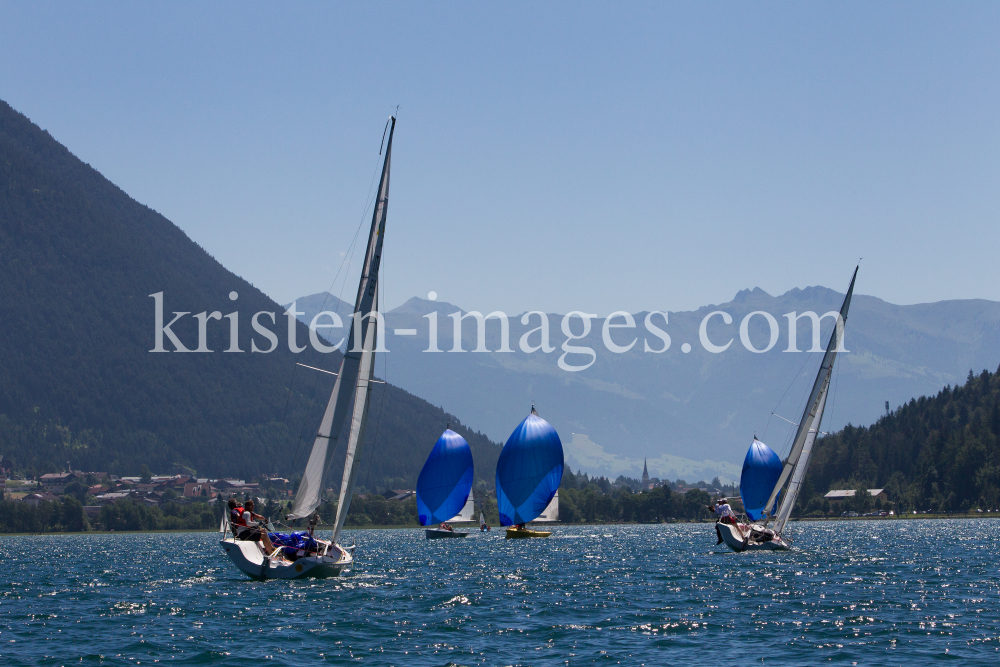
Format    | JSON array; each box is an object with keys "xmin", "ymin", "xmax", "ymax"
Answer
[
  {"xmin": 439, "ymin": 522, "xmax": 453, "ymax": 532},
  {"xmin": 228, "ymin": 498, "xmax": 244, "ymax": 528},
  {"xmin": 235, "ymin": 499, "xmax": 275, "ymax": 553}
]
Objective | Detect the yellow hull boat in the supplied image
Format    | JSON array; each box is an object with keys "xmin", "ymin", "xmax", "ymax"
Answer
[{"xmin": 505, "ymin": 527, "xmax": 552, "ymax": 539}]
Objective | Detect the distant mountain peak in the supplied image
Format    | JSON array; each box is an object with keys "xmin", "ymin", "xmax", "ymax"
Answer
[
  {"xmin": 388, "ymin": 296, "xmax": 463, "ymax": 316},
  {"xmin": 731, "ymin": 287, "xmax": 773, "ymax": 304}
]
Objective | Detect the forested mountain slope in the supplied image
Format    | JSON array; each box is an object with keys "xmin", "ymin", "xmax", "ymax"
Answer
[
  {"xmin": 806, "ymin": 366, "xmax": 1000, "ymax": 512},
  {"xmin": 0, "ymin": 99, "xmax": 500, "ymax": 486}
]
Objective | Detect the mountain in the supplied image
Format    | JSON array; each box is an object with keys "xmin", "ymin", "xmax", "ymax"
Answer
[
  {"xmin": 0, "ymin": 99, "xmax": 501, "ymax": 487},
  {"xmin": 290, "ymin": 286, "xmax": 1000, "ymax": 482}
]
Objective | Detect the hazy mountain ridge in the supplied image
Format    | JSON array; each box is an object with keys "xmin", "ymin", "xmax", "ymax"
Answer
[{"xmin": 291, "ymin": 287, "xmax": 1000, "ymax": 481}]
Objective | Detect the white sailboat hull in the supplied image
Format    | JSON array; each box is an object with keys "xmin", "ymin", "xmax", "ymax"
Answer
[
  {"xmin": 221, "ymin": 538, "xmax": 352, "ymax": 579},
  {"xmin": 715, "ymin": 521, "xmax": 789, "ymax": 552}
]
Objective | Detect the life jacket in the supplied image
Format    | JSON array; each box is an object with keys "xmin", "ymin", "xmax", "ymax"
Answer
[{"xmin": 231, "ymin": 506, "xmax": 247, "ymax": 526}]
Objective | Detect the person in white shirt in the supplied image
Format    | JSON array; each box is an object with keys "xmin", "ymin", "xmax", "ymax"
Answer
[
  {"xmin": 711, "ymin": 499, "xmax": 737, "ymax": 524},
  {"xmin": 236, "ymin": 499, "xmax": 275, "ymax": 554},
  {"xmin": 710, "ymin": 498, "xmax": 743, "ymax": 545}
]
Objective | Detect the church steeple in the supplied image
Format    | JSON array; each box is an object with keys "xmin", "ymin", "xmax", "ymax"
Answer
[{"xmin": 641, "ymin": 458, "xmax": 650, "ymax": 489}]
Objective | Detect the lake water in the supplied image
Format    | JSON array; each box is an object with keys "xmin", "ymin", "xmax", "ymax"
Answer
[{"xmin": 2, "ymin": 519, "xmax": 999, "ymax": 665}]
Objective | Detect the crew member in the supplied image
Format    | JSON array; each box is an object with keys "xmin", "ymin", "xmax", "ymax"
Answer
[
  {"xmin": 711, "ymin": 499, "xmax": 737, "ymax": 525},
  {"xmin": 236, "ymin": 499, "xmax": 275, "ymax": 554},
  {"xmin": 227, "ymin": 498, "xmax": 244, "ymax": 529}
]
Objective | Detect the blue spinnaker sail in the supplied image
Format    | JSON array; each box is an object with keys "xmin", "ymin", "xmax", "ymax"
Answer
[
  {"xmin": 416, "ymin": 429, "xmax": 474, "ymax": 526},
  {"xmin": 495, "ymin": 407, "xmax": 564, "ymax": 526},
  {"xmin": 740, "ymin": 438, "xmax": 782, "ymax": 520}
]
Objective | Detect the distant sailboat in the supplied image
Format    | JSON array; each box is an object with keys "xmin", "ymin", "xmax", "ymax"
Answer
[
  {"xmin": 717, "ymin": 266, "xmax": 858, "ymax": 552},
  {"xmin": 221, "ymin": 116, "xmax": 397, "ymax": 578},
  {"xmin": 418, "ymin": 428, "xmax": 474, "ymax": 539},
  {"xmin": 496, "ymin": 406, "xmax": 563, "ymax": 538}
]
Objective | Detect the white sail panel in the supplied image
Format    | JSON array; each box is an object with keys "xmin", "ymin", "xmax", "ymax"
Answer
[
  {"xmin": 447, "ymin": 491, "xmax": 475, "ymax": 522},
  {"xmin": 534, "ymin": 491, "xmax": 559, "ymax": 522},
  {"xmin": 287, "ymin": 368, "xmax": 345, "ymax": 519},
  {"xmin": 332, "ymin": 302, "xmax": 378, "ymax": 543}
]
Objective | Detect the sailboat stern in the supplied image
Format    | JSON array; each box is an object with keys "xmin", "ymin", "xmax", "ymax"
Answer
[
  {"xmin": 220, "ymin": 538, "xmax": 353, "ymax": 579},
  {"xmin": 714, "ymin": 522, "xmax": 790, "ymax": 552}
]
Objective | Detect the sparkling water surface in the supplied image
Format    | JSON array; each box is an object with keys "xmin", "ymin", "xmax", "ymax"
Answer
[{"xmin": 2, "ymin": 520, "xmax": 999, "ymax": 665}]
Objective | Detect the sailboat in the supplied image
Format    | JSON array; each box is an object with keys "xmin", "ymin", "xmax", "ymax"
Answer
[
  {"xmin": 220, "ymin": 116, "xmax": 397, "ymax": 578},
  {"xmin": 496, "ymin": 406, "xmax": 564, "ymax": 538},
  {"xmin": 717, "ymin": 266, "xmax": 858, "ymax": 552},
  {"xmin": 417, "ymin": 428, "xmax": 475, "ymax": 539}
]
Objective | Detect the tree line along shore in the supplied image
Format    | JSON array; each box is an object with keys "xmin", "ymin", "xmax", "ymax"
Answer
[{"xmin": 5, "ymin": 362, "xmax": 1000, "ymax": 535}]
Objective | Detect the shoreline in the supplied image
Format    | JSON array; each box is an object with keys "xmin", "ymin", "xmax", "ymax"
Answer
[{"xmin": 2, "ymin": 512, "xmax": 998, "ymax": 537}]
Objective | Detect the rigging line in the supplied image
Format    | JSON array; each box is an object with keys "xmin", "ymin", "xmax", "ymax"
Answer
[{"xmin": 775, "ymin": 317, "xmax": 838, "ymax": 460}]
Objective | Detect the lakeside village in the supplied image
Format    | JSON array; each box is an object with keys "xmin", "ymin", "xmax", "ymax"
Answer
[{"xmin": 0, "ymin": 458, "xmax": 938, "ymax": 534}]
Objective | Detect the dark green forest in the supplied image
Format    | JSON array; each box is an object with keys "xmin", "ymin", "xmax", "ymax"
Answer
[
  {"xmin": 803, "ymin": 365, "xmax": 1000, "ymax": 513},
  {"xmin": 0, "ymin": 98, "xmax": 500, "ymax": 489}
]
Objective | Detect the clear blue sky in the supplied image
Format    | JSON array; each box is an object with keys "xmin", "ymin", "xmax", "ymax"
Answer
[{"xmin": 2, "ymin": 2, "xmax": 998, "ymax": 315}]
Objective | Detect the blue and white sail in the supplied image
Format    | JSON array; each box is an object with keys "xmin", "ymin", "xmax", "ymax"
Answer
[
  {"xmin": 740, "ymin": 438, "xmax": 782, "ymax": 521},
  {"xmin": 495, "ymin": 407, "xmax": 564, "ymax": 526},
  {"xmin": 416, "ymin": 429, "xmax": 474, "ymax": 526}
]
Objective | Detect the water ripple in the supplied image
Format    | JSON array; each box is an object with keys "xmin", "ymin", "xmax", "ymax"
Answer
[{"xmin": 1, "ymin": 521, "xmax": 1000, "ymax": 664}]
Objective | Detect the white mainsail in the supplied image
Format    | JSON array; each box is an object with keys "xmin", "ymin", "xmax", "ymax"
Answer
[
  {"xmin": 761, "ymin": 266, "xmax": 857, "ymax": 529},
  {"xmin": 534, "ymin": 491, "xmax": 559, "ymax": 522},
  {"xmin": 332, "ymin": 292, "xmax": 379, "ymax": 543},
  {"xmin": 288, "ymin": 116, "xmax": 395, "ymax": 524},
  {"xmin": 447, "ymin": 491, "xmax": 475, "ymax": 523}
]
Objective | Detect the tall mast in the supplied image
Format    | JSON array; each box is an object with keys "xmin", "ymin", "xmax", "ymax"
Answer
[
  {"xmin": 288, "ymin": 116, "xmax": 395, "ymax": 521},
  {"xmin": 762, "ymin": 266, "xmax": 858, "ymax": 526}
]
